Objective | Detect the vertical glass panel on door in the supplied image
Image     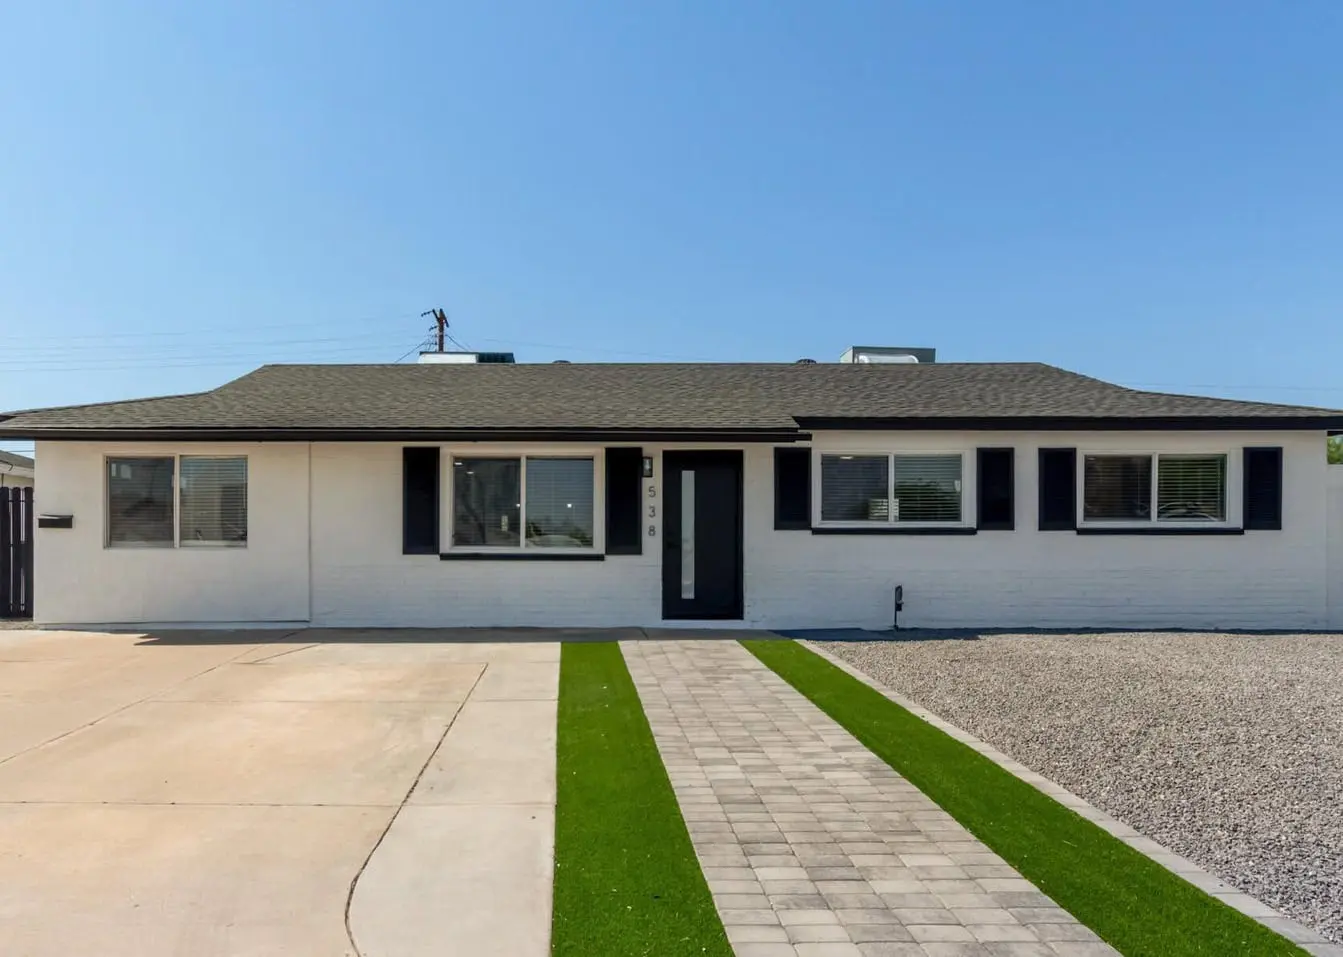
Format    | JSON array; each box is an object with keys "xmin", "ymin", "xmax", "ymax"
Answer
[{"xmin": 681, "ymin": 470, "xmax": 695, "ymax": 599}]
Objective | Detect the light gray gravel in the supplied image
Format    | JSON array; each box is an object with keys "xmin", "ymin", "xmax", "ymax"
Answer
[{"xmin": 827, "ymin": 631, "xmax": 1343, "ymax": 944}]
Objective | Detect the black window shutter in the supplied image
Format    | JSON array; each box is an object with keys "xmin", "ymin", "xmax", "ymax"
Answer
[
  {"xmin": 402, "ymin": 447, "xmax": 439, "ymax": 554},
  {"xmin": 976, "ymin": 448, "xmax": 1015, "ymax": 530},
  {"xmin": 1243, "ymin": 447, "xmax": 1283, "ymax": 530},
  {"xmin": 605, "ymin": 447, "xmax": 643, "ymax": 554},
  {"xmin": 774, "ymin": 448, "xmax": 811, "ymax": 530},
  {"xmin": 1038, "ymin": 448, "xmax": 1077, "ymax": 531}
]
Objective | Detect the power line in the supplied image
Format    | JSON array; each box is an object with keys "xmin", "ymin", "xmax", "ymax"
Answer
[
  {"xmin": 393, "ymin": 326, "xmax": 437, "ymax": 363},
  {"xmin": 0, "ymin": 310, "xmax": 420, "ymax": 341},
  {"xmin": 0, "ymin": 332, "xmax": 413, "ymax": 363}
]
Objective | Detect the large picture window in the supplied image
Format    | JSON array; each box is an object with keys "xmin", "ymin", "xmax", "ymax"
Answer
[
  {"xmin": 452, "ymin": 456, "xmax": 594, "ymax": 549},
  {"xmin": 107, "ymin": 455, "xmax": 248, "ymax": 547},
  {"xmin": 1083, "ymin": 453, "xmax": 1227, "ymax": 523},
  {"xmin": 820, "ymin": 453, "xmax": 963, "ymax": 524}
]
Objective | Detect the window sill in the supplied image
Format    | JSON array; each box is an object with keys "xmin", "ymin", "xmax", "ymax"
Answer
[
  {"xmin": 439, "ymin": 551, "xmax": 605, "ymax": 561},
  {"xmin": 1075, "ymin": 526, "xmax": 1245, "ymax": 536},
  {"xmin": 810, "ymin": 526, "xmax": 977, "ymax": 536}
]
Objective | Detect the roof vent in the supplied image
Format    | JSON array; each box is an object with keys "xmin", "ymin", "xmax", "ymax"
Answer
[
  {"xmin": 840, "ymin": 346, "xmax": 936, "ymax": 364},
  {"xmin": 795, "ymin": 358, "xmax": 818, "ymax": 365}
]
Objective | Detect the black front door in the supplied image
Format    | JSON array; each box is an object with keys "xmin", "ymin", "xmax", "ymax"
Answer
[{"xmin": 662, "ymin": 451, "xmax": 743, "ymax": 620}]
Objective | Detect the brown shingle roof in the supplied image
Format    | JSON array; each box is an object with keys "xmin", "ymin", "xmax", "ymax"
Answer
[{"xmin": 0, "ymin": 362, "xmax": 1339, "ymax": 438}]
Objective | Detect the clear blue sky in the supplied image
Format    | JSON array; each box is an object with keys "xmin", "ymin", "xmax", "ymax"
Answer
[{"xmin": 2, "ymin": 1, "xmax": 1341, "ymax": 455}]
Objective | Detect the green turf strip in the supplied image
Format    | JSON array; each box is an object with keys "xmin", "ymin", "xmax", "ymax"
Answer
[
  {"xmin": 551, "ymin": 642, "xmax": 732, "ymax": 957},
  {"xmin": 742, "ymin": 638, "xmax": 1305, "ymax": 957}
]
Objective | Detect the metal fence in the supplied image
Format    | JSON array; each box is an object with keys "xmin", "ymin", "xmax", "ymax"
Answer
[{"xmin": 1, "ymin": 486, "xmax": 34, "ymax": 619}]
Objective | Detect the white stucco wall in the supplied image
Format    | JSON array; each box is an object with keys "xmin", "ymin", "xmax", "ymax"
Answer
[
  {"xmin": 1328, "ymin": 467, "xmax": 1343, "ymax": 630},
  {"xmin": 32, "ymin": 431, "xmax": 1335, "ymax": 631},
  {"xmin": 33, "ymin": 442, "xmax": 310, "ymax": 624}
]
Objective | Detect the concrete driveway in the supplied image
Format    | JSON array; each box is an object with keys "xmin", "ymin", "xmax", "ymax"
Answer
[{"xmin": 0, "ymin": 628, "xmax": 561, "ymax": 957}]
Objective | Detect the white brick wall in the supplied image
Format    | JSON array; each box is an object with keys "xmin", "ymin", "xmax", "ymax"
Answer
[
  {"xmin": 309, "ymin": 442, "xmax": 658, "ymax": 627},
  {"xmin": 32, "ymin": 442, "xmax": 310, "ymax": 624},
  {"xmin": 1328, "ymin": 467, "xmax": 1343, "ymax": 630},
  {"xmin": 33, "ymin": 432, "xmax": 1336, "ymax": 631},
  {"xmin": 747, "ymin": 433, "xmax": 1330, "ymax": 631}
]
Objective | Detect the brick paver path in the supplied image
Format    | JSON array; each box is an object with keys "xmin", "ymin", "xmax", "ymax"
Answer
[{"xmin": 622, "ymin": 639, "xmax": 1118, "ymax": 957}]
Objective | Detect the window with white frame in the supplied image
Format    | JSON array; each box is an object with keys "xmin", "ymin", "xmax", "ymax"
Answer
[
  {"xmin": 452, "ymin": 456, "xmax": 595, "ymax": 548},
  {"xmin": 107, "ymin": 455, "xmax": 248, "ymax": 547},
  {"xmin": 1083, "ymin": 453, "xmax": 1227, "ymax": 523},
  {"xmin": 820, "ymin": 453, "xmax": 963, "ymax": 524}
]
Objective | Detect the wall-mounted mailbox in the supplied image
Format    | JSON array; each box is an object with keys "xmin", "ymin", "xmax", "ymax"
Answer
[{"xmin": 37, "ymin": 514, "xmax": 73, "ymax": 529}]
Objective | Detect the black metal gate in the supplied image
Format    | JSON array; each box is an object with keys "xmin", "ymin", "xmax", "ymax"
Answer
[{"xmin": 1, "ymin": 486, "xmax": 34, "ymax": 619}]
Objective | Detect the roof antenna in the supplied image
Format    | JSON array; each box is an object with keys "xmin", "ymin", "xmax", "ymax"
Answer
[{"xmin": 420, "ymin": 308, "xmax": 449, "ymax": 353}]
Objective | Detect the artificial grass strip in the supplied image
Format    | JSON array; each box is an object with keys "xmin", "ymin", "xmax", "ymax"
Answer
[
  {"xmin": 742, "ymin": 638, "xmax": 1305, "ymax": 957},
  {"xmin": 551, "ymin": 642, "xmax": 732, "ymax": 957}
]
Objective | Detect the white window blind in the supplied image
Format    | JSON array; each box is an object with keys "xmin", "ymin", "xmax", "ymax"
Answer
[
  {"xmin": 1157, "ymin": 455, "xmax": 1226, "ymax": 521},
  {"xmin": 820, "ymin": 455, "xmax": 888, "ymax": 522},
  {"xmin": 107, "ymin": 457, "xmax": 175, "ymax": 546},
  {"xmin": 892, "ymin": 455, "xmax": 962, "ymax": 522},
  {"xmin": 453, "ymin": 458, "xmax": 522, "ymax": 547},
  {"xmin": 524, "ymin": 458, "xmax": 594, "ymax": 547},
  {"xmin": 179, "ymin": 457, "xmax": 248, "ymax": 546},
  {"xmin": 1083, "ymin": 455, "xmax": 1152, "ymax": 521}
]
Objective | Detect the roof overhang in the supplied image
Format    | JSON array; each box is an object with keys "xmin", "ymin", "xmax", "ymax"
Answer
[
  {"xmin": 0, "ymin": 426, "xmax": 810, "ymax": 443},
  {"xmin": 795, "ymin": 415, "xmax": 1343, "ymax": 431}
]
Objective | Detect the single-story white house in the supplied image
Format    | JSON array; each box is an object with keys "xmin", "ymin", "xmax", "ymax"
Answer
[
  {"xmin": 2, "ymin": 349, "xmax": 1341, "ymax": 630},
  {"xmin": 0, "ymin": 450, "xmax": 34, "ymax": 488}
]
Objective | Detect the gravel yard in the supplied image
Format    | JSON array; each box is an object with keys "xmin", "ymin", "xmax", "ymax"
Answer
[{"xmin": 826, "ymin": 631, "xmax": 1343, "ymax": 944}]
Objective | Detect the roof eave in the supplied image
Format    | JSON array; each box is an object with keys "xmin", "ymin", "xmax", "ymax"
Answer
[
  {"xmin": 794, "ymin": 415, "xmax": 1343, "ymax": 431},
  {"xmin": 0, "ymin": 425, "xmax": 810, "ymax": 443}
]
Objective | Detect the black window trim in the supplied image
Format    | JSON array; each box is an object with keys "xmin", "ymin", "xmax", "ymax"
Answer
[
  {"xmin": 975, "ymin": 447, "xmax": 1015, "ymax": 531},
  {"xmin": 1243, "ymin": 446, "xmax": 1284, "ymax": 531},
  {"xmin": 773, "ymin": 446, "xmax": 812, "ymax": 530},
  {"xmin": 402, "ymin": 446, "xmax": 440, "ymax": 555}
]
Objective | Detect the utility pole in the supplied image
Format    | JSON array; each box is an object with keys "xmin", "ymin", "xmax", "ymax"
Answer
[{"xmin": 420, "ymin": 308, "xmax": 449, "ymax": 353}]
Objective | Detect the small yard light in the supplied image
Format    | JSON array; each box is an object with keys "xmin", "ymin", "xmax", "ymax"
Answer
[{"xmin": 893, "ymin": 584, "xmax": 904, "ymax": 632}]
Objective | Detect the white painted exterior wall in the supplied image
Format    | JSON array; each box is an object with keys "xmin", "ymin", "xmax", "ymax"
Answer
[
  {"xmin": 1328, "ymin": 466, "xmax": 1343, "ymax": 629},
  {"xmin": 33, "ymin": 443, "xmax": 310, "ymax": 624},
  {"xmin": 32, "ymin": 431, "xmax": 1338, "ymax": 631}
]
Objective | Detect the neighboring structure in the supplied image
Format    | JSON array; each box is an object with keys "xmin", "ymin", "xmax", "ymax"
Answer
[
  {"xmin": 0, "ymin": 450, "xmax": 34, "ymax": 488},
  {"xmin": 1, "ymin": 351, "xmax": 1341, "ymax": 630}
]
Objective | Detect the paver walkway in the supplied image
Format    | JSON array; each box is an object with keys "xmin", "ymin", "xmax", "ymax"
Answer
[{"xmin": 623, "ymin": 638, "xmax": 1118, "ymax": 957}]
